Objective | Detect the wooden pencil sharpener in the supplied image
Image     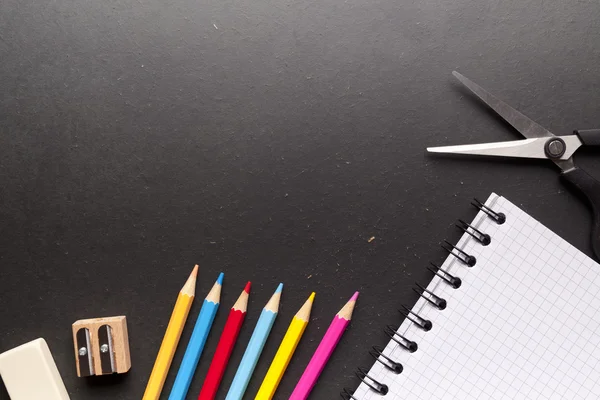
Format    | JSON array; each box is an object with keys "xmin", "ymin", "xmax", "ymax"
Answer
[{"xmin": 72, "ymin": 316, "xmax": 131, "ymax": 377}]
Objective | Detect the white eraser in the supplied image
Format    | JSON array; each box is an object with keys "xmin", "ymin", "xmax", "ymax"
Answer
[{"xmin": 0, "ymin": 338, "xmax": 70, "ymax": 400}]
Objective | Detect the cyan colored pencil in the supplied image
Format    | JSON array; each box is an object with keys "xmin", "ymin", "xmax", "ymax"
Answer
[
  {"xmin": 167, "ymin": 272, "xmax": 224, "ymax": 400},
  {"xmin": 225, "ymin": 283, "xmax": 283, "ymax": 400}
]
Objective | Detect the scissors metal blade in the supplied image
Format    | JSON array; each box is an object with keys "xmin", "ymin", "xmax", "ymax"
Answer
[
  {"xmin": 453, "ymin": 71, "xmax": 555, "ymax": 139},
  {"xmin": 427, "ymin": 135, "xmax": 582, "ymax": 161}
]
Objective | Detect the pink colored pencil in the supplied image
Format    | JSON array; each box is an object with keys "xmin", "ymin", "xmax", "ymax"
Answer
[{"xmin": 289, "ymin": 292, "xmax": 359, "ymax": 400}]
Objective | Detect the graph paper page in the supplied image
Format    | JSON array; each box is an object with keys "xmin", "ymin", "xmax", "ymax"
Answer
[{"xmin": 353, "ymin": 193, "xmax": 600, "ymax": 400}]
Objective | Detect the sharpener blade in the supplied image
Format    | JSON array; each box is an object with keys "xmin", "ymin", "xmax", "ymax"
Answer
[
  {"xmin": 98, "ymin": 325, "xmax": 116, "ymax": 374},
  {"xmin": 76, "ymin": 328, "xmax": 94, "ymax": 377}
]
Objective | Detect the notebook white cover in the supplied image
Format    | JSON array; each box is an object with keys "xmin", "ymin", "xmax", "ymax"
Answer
[{"xmin": 354, "ymin": 193, "xmax": 600, "ymax": 400}]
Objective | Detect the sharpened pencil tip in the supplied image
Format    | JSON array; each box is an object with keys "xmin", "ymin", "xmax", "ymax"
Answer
[
  {"xmin": 233, "ymin": 283, "xmax": 250, "ymax": 312},
  {"xmin": 295, "ymin": 292, "xmax": 316, "ymax": 320},
  {"xmin": 265, "ymin": 283, "xmax": 283, "ymax": 313},
  {"xmin": 181, "ymin": 265, "xmax": 200, "ymax": 296},
  {"xmin": 337, "ymin": 292, "xmax": 359, "ymax": 320},
  {"xmin": 206, "ymin": 273, "xmax": 223, "ymax": 302}
]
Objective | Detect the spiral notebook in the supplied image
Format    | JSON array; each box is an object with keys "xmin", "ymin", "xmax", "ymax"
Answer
[{"xmin": 347, "ymin": 193, "xmax": 600, "ymax": 400}]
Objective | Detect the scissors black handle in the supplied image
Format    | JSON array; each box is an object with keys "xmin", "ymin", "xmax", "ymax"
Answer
[
  {"xmin": 575, "ymin": 129, "xmax": 600, "ymax": 146},
  {"xmin": 561, "ymin": 167, "xmax": 600, "ymax": 259}
]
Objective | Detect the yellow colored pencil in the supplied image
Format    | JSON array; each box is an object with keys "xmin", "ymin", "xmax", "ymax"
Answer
[
  {"xmin": 255, "ymin": 292, "xmax": 315, "ymax": 400},
  {"xmin": 142, "ymin": 265, "xmax": 199, "ymax": 400}
]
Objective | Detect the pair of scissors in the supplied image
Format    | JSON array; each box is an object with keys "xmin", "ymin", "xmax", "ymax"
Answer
[{"xmin": 428, "ymin": 71, "xmax": 600, "ymax": 259}]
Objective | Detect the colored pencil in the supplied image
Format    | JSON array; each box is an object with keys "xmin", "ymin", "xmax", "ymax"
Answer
[
  {"xmin": 168, "ymin": 272, "xmax": 224, "ymax": 400},
  {"xmin": 289, "ymin": 292, "xmax": 359, "ymax": 400},
  {"xmin": 226, "ymin": 283, "xmax": 283, "ymax": 400},
  {"xmin": 142, "ymin": 265, "xmax": 199, "ymax": 400},
  {"xmin": 255, "ymin": 292, "xmax": 315, "ymax": 400},
  {"xmin": 198, "ymin": 282, "xmax": 251, "ymax": 400}
]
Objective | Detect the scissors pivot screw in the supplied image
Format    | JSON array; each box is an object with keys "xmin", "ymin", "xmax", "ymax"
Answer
[{"xmin": 544, "ymin": 138, "xmax": 566, "ymax": 159}]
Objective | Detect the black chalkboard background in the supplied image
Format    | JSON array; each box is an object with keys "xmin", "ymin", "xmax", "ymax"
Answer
[{"xmin": 1, "ymin": 0, "xmax": 599, "ymax": 398}]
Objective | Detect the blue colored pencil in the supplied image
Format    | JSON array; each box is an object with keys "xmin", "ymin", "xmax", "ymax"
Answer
[
  {"xmin": 225, "ymin": 283, "xmax": 283, "ymax": 400},
  {"xmin": 167, "ymin": 272, "xmax": 224, "ymax": 400}
]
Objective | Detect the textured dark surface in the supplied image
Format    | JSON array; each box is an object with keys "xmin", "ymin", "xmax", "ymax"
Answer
[{"xmin": 1, "ymin": 0, "xmax": 599, "ymax": 398}]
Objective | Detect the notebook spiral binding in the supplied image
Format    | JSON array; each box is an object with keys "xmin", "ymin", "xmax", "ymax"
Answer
[{"xmin": 340, "ymin": 199, "xmax": 506, "ymax": 399}]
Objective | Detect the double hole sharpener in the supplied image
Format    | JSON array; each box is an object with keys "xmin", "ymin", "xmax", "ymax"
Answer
[{"xmin": 72, "ymin": 316, "xmax": 131, "ymax": 377}]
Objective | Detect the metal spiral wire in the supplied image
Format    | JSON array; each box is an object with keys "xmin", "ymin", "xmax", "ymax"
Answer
[{"xmin": 340, "ymin": 199, "xmax": 504, "ymax": 399}]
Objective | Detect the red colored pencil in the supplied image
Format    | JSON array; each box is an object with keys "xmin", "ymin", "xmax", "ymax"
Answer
[{"xmin": 198, "ymin": 282, "xmax": 251, "ymax": 400}]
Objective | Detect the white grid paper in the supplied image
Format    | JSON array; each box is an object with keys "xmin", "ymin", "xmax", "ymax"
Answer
[{"xmin": 353, "ymin": 194, "xmax": 600, "ymax": 400}]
